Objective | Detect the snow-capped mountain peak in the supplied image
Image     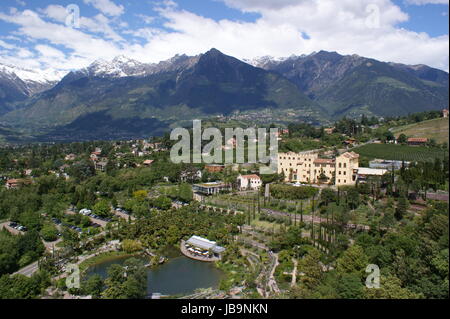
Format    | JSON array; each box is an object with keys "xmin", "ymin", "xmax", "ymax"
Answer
[
  {"xmin": 244, "ymin": 55, "xmax": 292, "ymax": 68},
  {"xmin": 84, "ymin": 55, "xmax": 151, "ymax": 78},
  {"xmin": 0, "ymin": 63, "xmax": 65, "ymax": 84},
  {"xmin": 81, "ymin": 54, "xmax": 202, "ymax": 78},
  {"xmin": 82, "ymin": 55, "xmax": 155, "ymax": 78},
  {"xmin": 0, "ymin": 63, "xmax": 66, "ymax": 95}
]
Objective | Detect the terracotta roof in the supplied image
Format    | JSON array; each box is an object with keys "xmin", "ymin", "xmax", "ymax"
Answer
[
  {"xmin": 6, "ymin": 178, "xmax": 31, "ymax": 185},
  {"xmin": 407, "ymin": 138, "xmax": 428, "ymax": 143},
  {"xmin": 240, "ymin": 174, "xmax": 261, "ymax": 180},
  {"xmin": 314, "ymin": 158, "xmax": 335, "ymax": 164},
  {"xmin": 342, "ymin": 151, "xmax": 360, "ymax": 159},
  {"xmin": 143, "ymin": 160, "xmax": 154, "ymax": 165}
]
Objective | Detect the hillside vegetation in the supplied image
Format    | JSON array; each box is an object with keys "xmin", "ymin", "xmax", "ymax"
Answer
[{"xmin": 392, "ymin": 117, "xmax": 449, "ymax": 144}]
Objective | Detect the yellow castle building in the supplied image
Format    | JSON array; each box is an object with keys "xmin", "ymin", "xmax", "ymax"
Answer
[{"xmin": 277, "ymin": 151, "xmax": 359, "ymax": 186}]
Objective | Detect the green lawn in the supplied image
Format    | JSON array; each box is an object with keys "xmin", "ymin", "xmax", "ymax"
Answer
[{"xmin": 353, "ymin": 143, "xmax": 447, "ymax": 162}]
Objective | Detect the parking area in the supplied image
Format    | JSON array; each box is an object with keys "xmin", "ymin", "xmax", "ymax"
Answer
[
  {"xmin": 113, "ymin": 208, "xmax": 135, "ymax": 220},
  {"xmin": 0, "ymin": 221, "xmax": 26, "ymax": 235},
  {"xmin": 79, "ymin": 209, "xmax": 110, "ymax": 227},
  {"xmin": 65, "ymin": 209, "xmax": 111, "ymax": 228}
]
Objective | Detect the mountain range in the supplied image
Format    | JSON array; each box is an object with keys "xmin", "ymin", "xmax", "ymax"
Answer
[{"xmin": 0, "ymin": 49, "xmax": 448, "ymax": 142}]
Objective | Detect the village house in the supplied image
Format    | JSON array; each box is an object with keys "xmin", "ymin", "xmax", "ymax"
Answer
[
  {"xmin": 205, "ymin": 164, "xmax": 225, "ymax": 173},
  {"xmin": 145, "ymin": 142, "xmax": 166, "ymax": 152},
  {"xmin": 192, "ymin": 182, "xmax": 230, "ymax": 201},
  {"xmin": 324, "ymin": 127, "xmax": 335, "ymax": 134},
  {"xmin": 237, "ymin": 174, "xmax": 262, "ymax": 190},
  {"xmin": 5, "ymin": 178, "xmax": 32, "ymax": 189},
  {"xmin": 343, "ymin": 138, "xmax": 357, "ymax": 146},
  {"xmin": 180, "ymin": 169, "xmax": 202, "ymax": 182},
  {"xmin": 65, "ymin": 154, "xmax": 76, "ymax": 161},
  {"xmin": 90, "ymin": 153, "xmax": 99, "ymax": 161},
  {"xmin": 443, "ymin": 108, "xmax": 449, "ymax": 118},
  {"xmin": 407, "ymin": 137, "xmax": 428, "ymax": 146},
  {"xmin": 95, "ymin": 161, "xmax": 108, "ymax": 171}
]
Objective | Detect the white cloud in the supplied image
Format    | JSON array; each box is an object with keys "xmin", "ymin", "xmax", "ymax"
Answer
[
  {"xmin": 133, "ymin": 0, "xmax": 448, "ymax": 71},
  {"xmin": 221, "ymin": 0, "xmax": 303, "ymax": 12},
  {"xmin": 0, "ymin": 9, "xmax": 123, "ymax": 70},
  {"xmin": 41, "ymin": 5, "xmax": 124, "ymax": 42},
  {"xmin": 83, "ymin": 0, "xmax": 124, "ymax": 17},
  {"xmin": 35, "ymin": 44, "xmax": 65, "ymax": 58},
  {"xmin": 17, "ymin": 47, "xmax": 33, "ymax": 58},
  {"xmin": 0, "ymin": 39, "xmax": 17, "ymax": 50},
  {"xmin": 40, "ymin": 4, "xmax": 67, "ymax": 22},
  {"xmin": 0, "ymin": 0, "xmax": 448, "ymax": 73}
]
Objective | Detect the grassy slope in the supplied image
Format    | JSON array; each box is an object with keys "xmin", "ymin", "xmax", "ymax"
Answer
[{"xmin": 391, "ymin": 117, "xmax": 449, "ymax": 144}]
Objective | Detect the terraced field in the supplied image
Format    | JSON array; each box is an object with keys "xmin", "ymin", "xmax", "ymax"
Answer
[{"xmin": 353, "ymin": 143, "xmax": 447, "ymax": 162}]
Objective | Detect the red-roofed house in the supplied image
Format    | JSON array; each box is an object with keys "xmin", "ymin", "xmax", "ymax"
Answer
[
  {"xmin": 5, "ymin": 179, "xmax": 32, "ymax": 189},
  {"xmin": 407, "ymin": 138, "xmax": 428, "ymax": 146}
]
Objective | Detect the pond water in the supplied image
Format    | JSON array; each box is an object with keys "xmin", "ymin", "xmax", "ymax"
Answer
[{"xmin": 84, "ymin": 254, "xmax": 224, "ymax": 296}]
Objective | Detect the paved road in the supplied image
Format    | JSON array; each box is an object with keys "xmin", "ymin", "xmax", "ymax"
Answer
[
  {"xmin": 13, "ymin": 261, "xmax": 39, "ymax": 277},
  {"xmin": 43, "ymin": 238, "xmax": 63, "ymax": 252}
]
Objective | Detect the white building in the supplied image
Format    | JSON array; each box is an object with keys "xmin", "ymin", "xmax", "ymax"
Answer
[
  {"xmin": 237, "ymin": 174, "xmax": 262, "ymax": 190},
  {"xmin": 186, "ymin": 235, "xmax": 225, "ymax": 257},
  {"xmin": 356, "ymin": 167, "xmax": 388, "ymax": 183}
]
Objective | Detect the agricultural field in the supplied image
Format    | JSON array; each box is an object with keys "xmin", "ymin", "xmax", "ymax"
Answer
[
  {"xmin": 391, "ymin": 117, "xmax": 449, "ymax": 144},
  {"xmin": 353, "ymin": 143, "xmax": 447, "ymax": 162}
]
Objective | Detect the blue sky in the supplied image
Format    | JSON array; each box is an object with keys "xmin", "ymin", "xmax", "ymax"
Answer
[
  {"xmin": 395, "ymin": 0, "xmax": 448, "ymax": 37},
  {"xmin": 0, "ymin": 0, "xmax": 448, "ymax": 72}
]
